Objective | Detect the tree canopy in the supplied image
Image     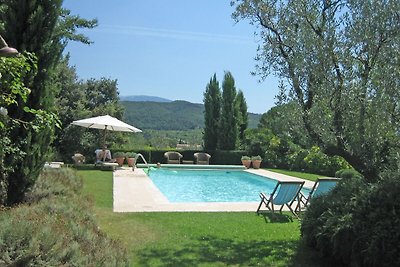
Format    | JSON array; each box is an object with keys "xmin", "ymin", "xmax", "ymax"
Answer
[
  {"xmin": 53, "ymin": 56, "xmax": 125, "ymax": 162},
  {"xmin": 219, "ymin": 72, "xmax": 238, "ymax": 150},
  {"xmin": 203, "ymin": 74, "xmax": 221, "ymax": 150},
  {"xmin": 232, "ymin": 0, "xmax": 400, "ymax": 181},
  {"xmin": 235, "ymin": 89, "xmax": 249, "ymax": 147},
  {"xmin": 0, "ymin": 0, "xmax": 97, "ymax": 205}
]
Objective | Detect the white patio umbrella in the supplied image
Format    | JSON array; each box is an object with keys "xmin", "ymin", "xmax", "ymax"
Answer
[{"xmin": 71, "ymin": 115, "xmax": 142, "ymax": 146}]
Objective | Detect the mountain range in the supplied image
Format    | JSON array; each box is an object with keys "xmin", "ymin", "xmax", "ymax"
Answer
[
  {"xmin": 121, "ymin": 96, "xmax": 261, "ymax": 131},
  {"xmin": 120, "ymin": 95, "xmax": 172, "ymax": 102}
]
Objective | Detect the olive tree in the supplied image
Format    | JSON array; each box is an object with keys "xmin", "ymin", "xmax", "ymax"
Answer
[{"xmin": 232, "ymin": 0, "xmax": 400, "ymax": 181}]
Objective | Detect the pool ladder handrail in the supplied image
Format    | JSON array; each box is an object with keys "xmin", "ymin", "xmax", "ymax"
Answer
[{"xmin": 135, "ymin": 153, "xmax": 150, "ymax": 172}]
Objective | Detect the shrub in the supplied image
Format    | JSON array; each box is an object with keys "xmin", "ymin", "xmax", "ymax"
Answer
[
  {"xmin": 243, "ymin": 128, "xmax": 274, "ymax": 158},
  {"xmin": 301, "ymin": 171, "xmax": 400, "ymax": 266},
  {"xmin": 286, "ymin": 148, "xmax": 309, "ymax": 171},
  {"xmin": 335, "ymin": 168, "xmax": 363, "ymax": 179},
  {"xmin": 25, "ymin": 168, "xmax": 82, "ymax": 203},
  {"xmin": 213, "ymin": 150, "xmax": 245, "ymax": 165},
  {"xmin": 302, "ymin": 146, "xmax": 352, "ymax": 176},
  {"xmin": 0, "ymin": 169, "xmax": 129, "ymax": 266},
  {"xmin": 113, "ymin": 152, "xmax": 126, "ymax": 158},
  {"xmin": 125, "ymin": 152, "xmax": 137, "ymax": 158}
]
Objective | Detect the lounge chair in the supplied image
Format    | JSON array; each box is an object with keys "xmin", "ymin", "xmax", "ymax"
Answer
[
  {"xmin": 257, "ymin": 181, "xmax": 305, "ymax": 217},
  {"xmin": 164, "ymin": 151, "xmax": 183, "ymax": 164},
  {"xmin": 295, "ymin": 178, "xmax": 340, "ymax": 212},
  {"xmin": 194, "ymin": 152, "xmax": 211, "ymax": 165}
]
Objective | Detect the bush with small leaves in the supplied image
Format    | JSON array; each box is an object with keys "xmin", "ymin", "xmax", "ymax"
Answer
[
  {"xmin": 0, "ymin": 169, "xmax": 129, "ymax": 266},
  {"xmin": 335, "ymin": 168, "xmax": 363, "ymax": 180},
  {"xmin": 301, "ymin": 171, "xmax": 400, "ymax": 267}
]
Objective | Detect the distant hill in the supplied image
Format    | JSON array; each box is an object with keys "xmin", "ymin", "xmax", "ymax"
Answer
[
  {"xmin": 120, "ymin": 95, "xmax": 172, "ymax": 102},
  {"xmin": 122, "ymin": 100, "xmax": 261, "ymax": 131}
]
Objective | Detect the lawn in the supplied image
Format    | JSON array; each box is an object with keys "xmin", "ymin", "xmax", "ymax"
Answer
[
  {"xmin": 78, "ymin": 169, "xmax": 328, "ymax": 267},
  {"xmin": 268, "ymin": 169, "xmax": 323, "ymax": 182}
]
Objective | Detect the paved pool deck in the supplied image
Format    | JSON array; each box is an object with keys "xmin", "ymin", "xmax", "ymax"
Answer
[{"xmin": 113, "ymin": 167, "xmax": 314, "ymax": 212}]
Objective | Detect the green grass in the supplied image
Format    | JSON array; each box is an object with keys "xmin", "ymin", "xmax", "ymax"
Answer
[
  {"xmin": 268, "ymin": 169, "xmax": 323, "ymax": 182},
  {"xmin": 80, "ymin": 170, "xmax": 113, "ymax": 209},
  {"xmin": 78, "ymin": 169, "xmax": 329, "ymax": 266}
]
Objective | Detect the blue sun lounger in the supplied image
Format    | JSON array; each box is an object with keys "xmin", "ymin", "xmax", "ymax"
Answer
[
  {"xmin": 295, "ymin": 177, "xmax": 340, "ymax": 212},
  {"xmin": 257, "ymin": 181, "xmax": 305, "ymax": 217}
]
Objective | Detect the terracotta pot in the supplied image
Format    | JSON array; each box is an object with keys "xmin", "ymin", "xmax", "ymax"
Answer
[
  {"xmin": 115, "ymin": 157, "xmax": 125, "ymax": 167},
  {"xmin": 241, "ymin": 160, "xmax": 252, "ymax": 169},
  {"xmin": 252, "ymin": 160, "xmax": 262, "ymax": 169},
  {"xmin": 127, "ymin": 157, "xmax": 136, "ymax": 167}
]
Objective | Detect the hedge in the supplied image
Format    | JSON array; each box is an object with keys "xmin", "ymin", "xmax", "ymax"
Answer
[{"xmin": 111, "ymin": 149, "xmax": 247, "ymax": 165}]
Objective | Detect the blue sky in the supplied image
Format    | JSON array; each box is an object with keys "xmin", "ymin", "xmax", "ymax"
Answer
[{"xmin": 62, "ymin": 1, "xmax": 279, "ymax": 114}]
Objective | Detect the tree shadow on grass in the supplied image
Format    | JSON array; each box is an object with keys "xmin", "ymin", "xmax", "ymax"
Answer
[
  {"xmin": 135, "ymin": 234, "xmax": 339, "ymax": 267},
  {"xmin": 257, "ymin": 212, "xmax": 293, "ymax": 223},
  {"xmin": 287, "ymin": 240, "xmax": 347, "ymax": 267},
  {"xmin": 136, "ymin": 236, "xmax": 299, "ymax": 267}
]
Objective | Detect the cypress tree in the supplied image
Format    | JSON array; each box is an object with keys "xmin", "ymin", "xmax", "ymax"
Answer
[
  {"xmin": 0, "ymin": 0, "xmax": 96, "ymax": 205},
  {"xmin": 218, "ymin": 71, "xmax": 238, "ymax": 150},
  {"xmin": 203, "ymin": 74, "xmax": 221, "ymax": 150},
  {"xmin": 235, "ymin": 90, "xmax": 248, "ymax": 146}
]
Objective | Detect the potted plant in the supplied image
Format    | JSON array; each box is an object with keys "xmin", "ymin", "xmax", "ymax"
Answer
[
  {"xmin": 241, "ymin": 156, "xmax": 252, "ymax": 169},
  {"xmin": 251, "ymin": 155, "xmax": 262, "ymax": 169},
  {"xmin": 114, "ymin": 152, "xmax": 126, "ymax": 167},
  {"xmin": 126, "ymin": 152, "xmax": 137, "ymax": 167}
]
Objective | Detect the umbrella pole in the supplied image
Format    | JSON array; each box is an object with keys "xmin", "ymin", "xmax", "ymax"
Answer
[{"xmin": 102, "ymin": 127, "xmax": 107, "ymax": 147}]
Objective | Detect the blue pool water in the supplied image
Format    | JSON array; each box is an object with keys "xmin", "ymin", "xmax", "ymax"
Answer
[{"xmin": 148, "ymin": 169, "xmax": 279, "ymax": 202}]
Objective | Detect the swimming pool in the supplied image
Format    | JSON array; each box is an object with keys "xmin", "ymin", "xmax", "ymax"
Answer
[{"xmin": 148, "ymin": 169, "xmax": 279, "ymax": 202}]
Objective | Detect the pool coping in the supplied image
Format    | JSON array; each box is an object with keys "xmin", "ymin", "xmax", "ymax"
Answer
[
  {"xmin": 137, "ymin": 163, "xmax": 246, "ymax": 170},
  {"xmin": 113, "ymin": 167, "xmax": 314, "ymax": 212}
]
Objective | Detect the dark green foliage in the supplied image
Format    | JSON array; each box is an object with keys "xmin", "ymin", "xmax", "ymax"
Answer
[
  {"xmin": 147, "ymin": 150, "xmax": 165, "ymax": 164},
  {"xmin": 235, "ymin": 90, "xmax": 248, "ymax": 147},
  {"xmin": 212, "ymin": 150, "xmax": 246, "ymax": 165},
  {"xmin": 52, "ymin": 56, "xmax": 86, "ymax": 126},
  {"xmin": 219, "ymin": 72, "xmax": 238, "ymax": 150},
  {"xmin": 256, "ymin": 105, "xmax": 351, "ymax": 175},
  {"xmin": 244, "ymin": 128, "xmax": 350, "ymax": 176},
  {"xmin": 125, "ymin": 152, "xmax": 137, "ymax": 158},
  {"xmin": 126, "ymin": 129, "xmax": 204, "ymax": 149},
  {"xmin": 301, "ymin": 172, "xmax": 400, "ymax": 267},
  {"xmin": 53, "ymin": 59, "xmax": 125, "ymax": 163},
  {"xmin": 244, "ymin": 127, "xmax": 275, "ymax": 161},
  {"xmin": 302, "ymin": 146, "xmax": 352, "ymax": 176},
  {"xmin": 232, "ymin": 0, "xmax": 400, "ymax": 181},
  {"xmin": 203, "ymin": 74, "xmax": 221, "ymax": 150},
  {"xmin": 123, "ymin": 100, "xmax": 204, "ymax": 130},
  {"xmin": 113, "ymin": 148, "xmax": 245, "ymax": 165},
  {"xmin": 335, "ymin": 169, "xmax": 363, "ymax": 180},
  {"xmin": 258, "ymin": 103, "xmax": 310, "ymax": 147},
  {"xmin": 113, "ymin": 152, "xmax": 126, "ymax": 158},
  {"xmin": 0, "ymin": 168, "xmax": 129, "ymax": 266},
  {"xmin": 122, "ymin": 101, "xmax": 260, "ymax": 131},
  {"xmin": 301, "ymin": 177, "xmax": 367, "ymax": 264},
  {"xmin": 83, "ymin": 78, "xmax": 124, "ymax": 117},
  {"xmin": 0, "ymin": 0, "xmax": 96, "ymax": 205},
  {"xmin": 0, "ymin": 53, "xmax": 38, "ymax": 203}
]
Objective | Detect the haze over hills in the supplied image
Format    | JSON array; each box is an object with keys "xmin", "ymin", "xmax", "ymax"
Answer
[
  {"xmin": 121, "ymin": 98, "xmax": 262, "ymax": 131},
  {"xmin": 120, "ymin": 95, "xmax": 172, "ymax": 102}
]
